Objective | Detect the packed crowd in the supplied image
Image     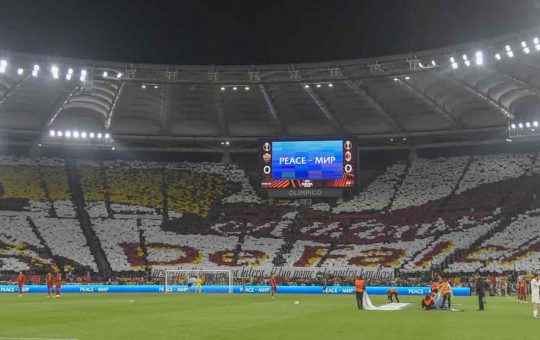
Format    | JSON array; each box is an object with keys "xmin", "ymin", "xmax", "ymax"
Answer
[{"xmin": 0, "ymin": 152, "xmax": 540, "ymax": 279}]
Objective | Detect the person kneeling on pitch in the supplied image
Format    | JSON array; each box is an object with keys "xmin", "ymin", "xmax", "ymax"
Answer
[
  {"xmin": 387, "ymin": 288, "xmax": 399, "ymax": 303},
  {"xmin": 422, "ymin": 293, "xmax": 435, "ymax": 310}
]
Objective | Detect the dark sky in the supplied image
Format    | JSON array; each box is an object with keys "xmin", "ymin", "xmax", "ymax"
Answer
[{"xmin": 0, "ymin": 0, "xmax": 539, "ymax": 65}]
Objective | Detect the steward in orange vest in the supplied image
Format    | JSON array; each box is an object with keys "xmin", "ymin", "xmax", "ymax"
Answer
[
  {"xmin": 387, "ymin": 288, "xmax": 399, "ymax": 303},
  {"xmin": 422, "ymin": 294, "xmax": 435, "ymax": 309},
  {"xmin": 439, "ymin": 279, "xmax": 452, "ymax": 309},
  {"xmin": 355, "ymin": 277, "xmax": 365, "ymax": 310}
]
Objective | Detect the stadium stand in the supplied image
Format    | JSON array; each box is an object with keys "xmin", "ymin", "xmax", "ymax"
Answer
[{"xmin": 1, "ymin": 151, "xmax": 540, "ymax": 276}]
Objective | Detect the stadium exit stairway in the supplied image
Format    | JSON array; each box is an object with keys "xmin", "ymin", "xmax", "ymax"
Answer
[{"xmin": 65, "ymin": 160, "xmax": 113, "ymax": 278}]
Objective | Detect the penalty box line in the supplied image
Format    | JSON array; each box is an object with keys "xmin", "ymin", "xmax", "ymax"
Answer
[{"xmin": 0, "ymin": 337, "xmax": 79, "ymax": 340}]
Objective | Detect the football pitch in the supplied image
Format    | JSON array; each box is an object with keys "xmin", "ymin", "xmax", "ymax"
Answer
[{"xmin": 0, "ymin": 294, "xmax": 537, "ymax": 340}]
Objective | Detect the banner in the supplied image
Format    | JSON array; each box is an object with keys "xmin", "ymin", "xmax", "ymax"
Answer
[
  {"xmin": 0, "ymin": 285, "xmax": 470, "ymax": 296},
  {"xmin": 151, "ymin": 266, "xmax": 395, "ymax": 280},
  {"xmin": 267, "ymin": 188, "xmax": 343, "ymax": 198}
]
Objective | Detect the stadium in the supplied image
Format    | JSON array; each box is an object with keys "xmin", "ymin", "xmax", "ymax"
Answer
[{"xmin": 1, "ymin": 2, "xmax": 540, "ymax": 339}]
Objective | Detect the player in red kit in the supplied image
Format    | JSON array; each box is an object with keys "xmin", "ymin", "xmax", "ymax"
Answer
[
  {"xmin": 46, "ymin": 272, "xmax": 54, "ymax": 298},
  {"xmin": 518, "ymin": 276, "xmax": 527, "ymax": 304},
  {"xmin": 16, "ymin": 272, "xmax": 26, "ymax": 297},
  {"xmin": 54, "ymin": 273, "xmax": 62, "ymax": 298},
  {"xmin": 270, "ymin": 275, "xmax": 277, "ymax": 299}
]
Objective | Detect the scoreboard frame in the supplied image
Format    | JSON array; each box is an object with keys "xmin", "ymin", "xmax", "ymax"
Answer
[{"xmin": 258, "ymin": 137, "xmax": 356, "ymax": 197}]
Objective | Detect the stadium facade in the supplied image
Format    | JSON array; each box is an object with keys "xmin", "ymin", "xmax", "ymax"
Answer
[{"xmin": 1, "ymin": 27, "xmax": 540, "ymax": 154}]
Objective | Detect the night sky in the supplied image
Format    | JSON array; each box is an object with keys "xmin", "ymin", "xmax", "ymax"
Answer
[{"xmin": 0, "ymin": 0, "xmax": 539, "ymax": 65}]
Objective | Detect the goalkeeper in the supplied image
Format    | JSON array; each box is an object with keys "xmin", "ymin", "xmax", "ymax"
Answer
[
  {"xmin": 187, "ymin": 276, "xmax": 197, "ymax": 293},
  {"xmin": 196, "ymin": 276, "xmax": 203, "ymax": 293}
]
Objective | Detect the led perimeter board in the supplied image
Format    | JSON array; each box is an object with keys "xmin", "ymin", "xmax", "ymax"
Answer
[{"xmin": 260, "ymin": 139, "xmax": 355, "ymax": 190}]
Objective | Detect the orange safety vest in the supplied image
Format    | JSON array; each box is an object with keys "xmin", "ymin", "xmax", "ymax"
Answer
[
  {"xmin": 423, "ymin": 296, "xmax": 434, "ymax": 306},
  {"xmin": 388, "ymin": 288, "xmax": 397, "ymax": 294},
  {"xmin": 355, "ymin": 279, "xmax": 365, "ymax": 292},
  {"xmin": 431, "ymin": 283, "xmax": 438, "ymax": 291},
  {"xmin": 440, "ymin": 282, "xmax": 451, "ymax": 295}
]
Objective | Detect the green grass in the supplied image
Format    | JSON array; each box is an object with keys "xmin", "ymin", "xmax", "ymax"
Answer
[{"xmin": 0, "ymin": 294, "xmax": 537, "ymax": 340}]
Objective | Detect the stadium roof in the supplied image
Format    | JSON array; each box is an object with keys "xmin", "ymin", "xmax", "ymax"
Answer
[{"xmin": 2, "ymin": 27, "xmax": 540, "ymax": 152}]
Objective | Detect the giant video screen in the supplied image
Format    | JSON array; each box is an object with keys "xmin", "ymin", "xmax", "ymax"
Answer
[{"xmin": 260, "ymin": 139, "xmax": 355, "ymax": 189}]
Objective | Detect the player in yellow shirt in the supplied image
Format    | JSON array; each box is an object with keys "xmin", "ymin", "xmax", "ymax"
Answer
[{"xmin": 196, "ymin": 276, "xmax": 203, "ymax": 293}]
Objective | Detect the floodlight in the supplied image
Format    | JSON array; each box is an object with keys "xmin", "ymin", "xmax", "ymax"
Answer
[
  {"xmin": 232, "ymin": 86, "xmax": 237, "ymax": 91},
  {"xmin": 449, "ymin": 57, "xmax": 455, "ymax": 63},
  {"xmin": 405, "ymin": 76, "xmax": 410, "ymax": 80},
  {"xmin": 451, "ymin": 62, "xmax": 458, "ymax": 69},
  {"xmin": 418, "ymin": 62, "xmax": 424, "ymax": 68},
  {"xmin": 32, "ymin": 65, "xmax": 39, "ymax": 77},
  {"xmin": 518, "ymin": 123, "xmax": 523, "ymax": 128},
  {"xmin": 66, "ymin": 74, "xmax": 72, "ymax": 80},
  {"xmin": 111, "ymin": 147, "xmax": 116, "ymax": 151},
  {"xmin": 431, "ymin": 60, "xmax": 437, "ymax": 66},
  {"xmin": 141, "ymin": 85, "xmax": 146, "ymax": 89},
  {"xmin": 475, "ymin": 51, "xmax": 483, "ymax": 65},
  {"xmin": 506, "ymin": 138, "xmax": 512, "ymax": 142},
  {"xmin": 526, "ymin": 122, "xmax": 531, "ymax": 128},
  {"xmin": 81, "ymin": 131, "xmax": 87, "ymax": 139},
  {"xmin": 0, "ymin": 60, "xmax": 6, "ymax": 73},
  {"xmin": 507, "ymin": 51, "xmax": 514, "ymax": 58},
  {"xmin": 534, "ymin": 121, "xmax": 539, "ymax": 127},
  {"xmin": 89, "ymin": 132, "xmax": 95, "ymax": 138},
  {"xmin": 522, "ymin": 41, "xmax": 527, "ymax": 47},
  {"xmin": 154, "ymin": 85, "xmax": 158, "ymax": 89},
  {"xmin": 17, "ymin": 68, "xmax": 23, "ymax": 75},
  {"xmin": 511, "ymin": 123, "xmax": 516, "ymax": 129},
  {"xmin": 116, "ymin": 72, "xmax": 122, "ymax": 78},
  {"xmin": 495, "ymin": 53, "xmax": 501, "ymax": 60},
  {"xmin": 393, "ymin": 77, "xmax": 398, "ymax": 81},
  {"xmin": 102, "ymin": 71, "xmax": 108, "ymax": 77},
  {"xmin": 328, "ymin": 83, "xmax": 333, "ymax": 87},
  {"xmin": 464, "ymin": 60, "xmax": 471, "ymax": 66},
  {"xmin": 505, "ymin": 45, "xmax": 511, "ymax": 51},
  {"xmin": 65, "ymin": 131, "xmax": 72, "ymax": 138},
  {"xmin": 534, "ymin": 37, "xmax": 539, "ymax": 45},
  {"xmin": 80, "ymin": 69, "xmax": 87, "ymax": 81},
  {"xmin": 524, "ymin": 47, "xmax": 530, "ymax": 54},
  {"xmin": 104, "ymin": 133, "xmax": 110, "ymax": 139},
  {"xmin": 97, "ymin": 133, "xmax": 103, "ymax": 139},
  {"xmin": 49, "ymin": 130, "xmax": 56, "ymax": 137},
  {"xmin": 536, "ymin": 44, "xmax": 540, "ymax": 51},
  {"xmin": 245, "ymin": 86, "xmax": 250, "ymax": 90},
  {"xmin": 225, "ymin": 141, "xmax": 230, "ymax": 145},
  {"xmin": 73, "ymin": 131, "xmax": 80, "ymax": 138},
  {"xmin": 57, "ymin": 131, "xmax": 63, "ymax": 137},
  {"xmin": 51, "ymin": 65, "xmax": 59, "ymax": 79},
  {"xmin": 316, "ymin": 84, "xmax": 322, "ymax": 88},
  {"xmin": 220, "ymin": 86, "xmax": 226, "ymax": 91},
  {"xmin": 462, "ymin": 54, "xmax": 468, "ymax": 61},
  {"xmin": 304, "ymin": 84, "xmax": 310, "ymax": 88}
]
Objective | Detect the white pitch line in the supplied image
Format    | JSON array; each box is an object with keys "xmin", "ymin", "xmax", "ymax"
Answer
[{"xmin": 0, "ymin": 337, "xmax": 79, "ymax": 340}]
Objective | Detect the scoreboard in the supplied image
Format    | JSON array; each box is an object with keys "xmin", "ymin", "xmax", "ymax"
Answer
[{"xmin": 259, "ymin": 139, "xmax": 355, "ymax": 196}]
